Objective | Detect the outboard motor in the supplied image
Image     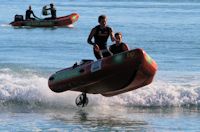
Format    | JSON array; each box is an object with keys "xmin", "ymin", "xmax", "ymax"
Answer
[{"xmin": 14, "ymin": 15, "xmax": 24, "ymax": 22}]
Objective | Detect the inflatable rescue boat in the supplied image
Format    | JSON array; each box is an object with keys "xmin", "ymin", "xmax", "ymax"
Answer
[
  {"xmin": 10, "ymin": 13, "xmax": 79, "ymax": 27},
  {"xmin": 48, "ymin": 48, "xmax": 157, "ymax": 97}
]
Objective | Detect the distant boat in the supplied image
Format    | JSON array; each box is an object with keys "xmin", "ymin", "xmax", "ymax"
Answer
[
  {"xmin": 10, "ymin": 13, "xmax": 79, "ymax": 27},
  {"xmin": 48, "ymin": 48, "xmax": 158, "ymax": 107}
]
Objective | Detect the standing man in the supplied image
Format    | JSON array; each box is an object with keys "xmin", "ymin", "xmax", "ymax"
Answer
[
  {"xmin": 45, "ymin": 3, "xmax": 56, "ymax": 19},
  {"xmin": 87, "ymin": 15, "xmax": 115, "ymax": 59}
]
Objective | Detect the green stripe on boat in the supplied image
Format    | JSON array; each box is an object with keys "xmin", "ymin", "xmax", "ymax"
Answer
[
  {"xmin": 72, "ymin": 15, "xmax": 77, "ymax": 20},
  {"xmin": 146, "ymin": 54, "xmax": 153, "ymax": 64},
  {"xmin": 113, "ymin": 54, "xmax": 123, "ymax": 64},
  {"xmin": 54, "ymin": 68, "xmax": 81, "ymax": 82}
]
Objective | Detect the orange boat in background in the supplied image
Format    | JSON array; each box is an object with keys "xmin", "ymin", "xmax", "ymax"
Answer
[
  {"xmin": 10, "ymin": 13, "xmax": 79, "ymax": 27},
  {"xmin": 48, "ymin": 48, "xmax": 157, "ymax": 106}
]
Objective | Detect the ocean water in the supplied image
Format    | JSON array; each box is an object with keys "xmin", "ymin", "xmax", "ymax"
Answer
[{"xmin": 0, "ymin": 0, "xmax": 200, "ymax": 131}]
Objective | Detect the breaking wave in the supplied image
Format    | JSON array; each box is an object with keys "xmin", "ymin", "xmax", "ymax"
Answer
[{"xmin": 0, "ymin": 68, "xmax": 200, "ymax": 112}]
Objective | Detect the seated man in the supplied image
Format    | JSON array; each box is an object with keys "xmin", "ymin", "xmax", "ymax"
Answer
[
  {"xmin": 44, "ymin": 3, "xmax": 57, "ymax": 20},
  {"xmin": 25, "ymin": 5, "xmax": 38, "ymax": 20},
  {"xmin": 109, "ymin": 32, "xmax": 129, "ymax": 55}
]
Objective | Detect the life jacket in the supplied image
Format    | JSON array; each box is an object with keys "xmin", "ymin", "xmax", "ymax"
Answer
[
  {"xmin": 109, "ymin": 42, "xmax": 127, "ymax": 54},
  {"xmin": 94, "ymin": 25, "xmax": 112, "ymax": 50}
]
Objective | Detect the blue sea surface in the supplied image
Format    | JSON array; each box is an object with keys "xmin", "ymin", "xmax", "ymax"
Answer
[{"xmin": 0, "ymin": 0, "xmax": 200, "ymax": 131}]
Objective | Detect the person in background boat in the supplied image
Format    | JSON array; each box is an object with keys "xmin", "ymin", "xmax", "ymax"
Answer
[
  {"xmin": 109, "ymin": 32, "xmax": 129, "ymax": 55},
  {"xmin": 87, "ymin": 15, "xmax": 115, "ymax": 59},
  {"xmin": 25, "ymin": 5, "xmax": 39, "ymax": 20},
  {"xmin": 44, "ymin": 3, "xmax": 57, "ymax": 20},
  {"xmin": 42, "ymin": 6, "xmax": 49, "ymax": 16}
]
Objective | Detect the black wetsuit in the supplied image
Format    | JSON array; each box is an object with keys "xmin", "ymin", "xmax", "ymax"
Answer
[
  {"xmin": 25, "ymin": 10, "xmax": 35, "ymax": 20},
  {"xmin": 50, "ymin": 7, "xmax": 56, "ymax": 19},
  {"xmin": 93, "ymin": 25, "xmax": 112, "ymax": 59},
  {"xmin": 109, "ymin": 42, "xmax": 127, "ymax": 54},
  {"xmin": 44, "ymin": 7, "xmax": 56, "ymax": 20},
  {"xmin": 93, "ymin": 25, "xmax": 112, "ymax": 49}
]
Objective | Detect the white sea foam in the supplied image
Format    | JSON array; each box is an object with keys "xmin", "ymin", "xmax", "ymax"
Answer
[
  {"xmin": 0, "ymin": 68, "xmax": 200, "ymax": 109},
  {"xmin": 67, "ymin": 24, "xmax": 74, "ymax": 28},
  {"xmin": 0, "ymin": 24, "xmax": 11, "ymax": 27}
]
